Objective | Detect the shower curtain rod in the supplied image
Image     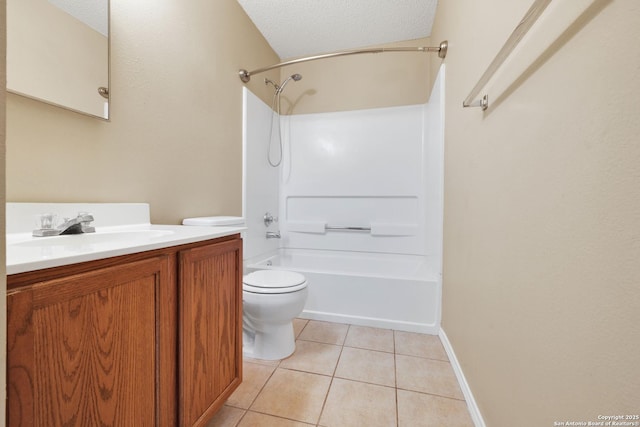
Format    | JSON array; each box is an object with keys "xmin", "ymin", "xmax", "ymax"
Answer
[{"xmin": 238, "ymin": 40, "xmax": 448, "ymax": 83}]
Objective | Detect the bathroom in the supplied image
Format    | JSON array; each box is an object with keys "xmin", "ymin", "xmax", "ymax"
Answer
[{"xmin": 1, "ymin": 0, "xmax": 639, "ymax": 426}]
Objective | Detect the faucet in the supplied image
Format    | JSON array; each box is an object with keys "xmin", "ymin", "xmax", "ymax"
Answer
[
  {"xmin": 33, "ymin": 212, "xmax": 96, "ymax": 237},
  {"xmin": 266, "ymin": 231, "xmax": 281, "ymax": 239}
]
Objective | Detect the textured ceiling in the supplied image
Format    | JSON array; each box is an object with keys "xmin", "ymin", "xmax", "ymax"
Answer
[{"xmin": 237, "ymin": 0, "xmax": 438, "ymax": 59}]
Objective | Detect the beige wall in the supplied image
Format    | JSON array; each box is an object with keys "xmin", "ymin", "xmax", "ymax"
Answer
[
  {"xmin": 430, "ymin": 0, "xmax": 640, "ymax": 425},
  {"xmin": 1, "ymin": 0, "xmax": 7, "ymax": 420},
  {"xmin": 279, "ymin": 38, "xmax": 433, "ymax": 115},
  {"xmin": 6, "ymin": 0, "xmax": 279, "ymax": 224}
]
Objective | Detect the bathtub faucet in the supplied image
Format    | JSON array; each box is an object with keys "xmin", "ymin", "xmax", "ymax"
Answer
[{"xmin": 266, "ymin": 231, "xmax": 281, "ymax": 239}]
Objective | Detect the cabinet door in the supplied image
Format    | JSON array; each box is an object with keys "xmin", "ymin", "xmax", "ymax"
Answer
[
  {"xmin": 179, "ymin": 237, "xmax": 243, "ymax": 427},
  {"xmin": 7, "ymin": 256, "xmax": 174, "ymax": 427}
]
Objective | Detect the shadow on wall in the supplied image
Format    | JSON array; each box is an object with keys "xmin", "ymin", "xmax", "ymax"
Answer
[
  {"xmin": 488, "ymin": 0, "xmax": 613, "ymax": 113},
  {"xmin": 280, "ymin": 89, "xmax": 317, "ymax": 115}
]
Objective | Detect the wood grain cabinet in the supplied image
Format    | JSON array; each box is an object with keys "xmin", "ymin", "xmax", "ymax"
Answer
[
  {"xmin": 7, "ymin": 235, "xmax": 243, "ymax": 427},
  {"xmin": 179, "ymin": 238, "xmax": 243, "ymax": 427}
]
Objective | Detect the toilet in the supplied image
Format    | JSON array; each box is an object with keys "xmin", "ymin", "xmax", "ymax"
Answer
[
  {"xmin": 242, "ymin": 270, "xmax": 308, "ymax": 360},
  {"xmin": 182, "ymin": 216, "xmax": 308, "ymax": 361}
]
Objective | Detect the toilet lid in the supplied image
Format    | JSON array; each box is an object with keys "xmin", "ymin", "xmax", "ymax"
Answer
[{"xmin": 243, "ymin": 270, "xmax": 307, "ymax": 294}]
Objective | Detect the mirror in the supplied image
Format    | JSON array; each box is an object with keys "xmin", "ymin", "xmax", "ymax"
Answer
[{"xmin": 7, "ymin": 0, "xmax": 110, "ymax": 120}]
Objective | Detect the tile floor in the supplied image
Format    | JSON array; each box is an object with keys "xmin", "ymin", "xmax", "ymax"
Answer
[{"xmin": 208, "ymin": 319, "xmax": 474, "ymax": 427}]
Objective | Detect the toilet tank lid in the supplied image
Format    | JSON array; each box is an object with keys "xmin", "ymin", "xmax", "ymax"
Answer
[{"xmin": 182, "ymin": 216, "xmax": 245, "ymax": 226}]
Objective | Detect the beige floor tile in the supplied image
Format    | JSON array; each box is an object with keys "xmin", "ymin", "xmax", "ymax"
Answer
[
  {"xmin": 396, "ymin": 355, "xmax": 463, "ymax": 400},
  {"xmin": 394, "ymin": 331, "xmax": 448, "ymax": 361},
  {"xmin": 238, "ymin": 411, "xmax": 315, "ymax": 427},
  {"xmin": 226, "ymin": 361, "xmax": 276, "ymax": 409},
  {"xmin": 319, "ymin": 378, "xmax": 397, "ymax": 427},
  {"xmin": 250, "ymin": 368, "xmax": 331, "ymax": 424},
  {"xmin": 397, "ymin": 390, "xmax": 474, "ymax": 427},
  {"xmin": 243, "ymin": 356, "xmax": 280, "ymax": 367},
  {"xmin": 344, "ymin": 325, "xmax": 395, "ymax": 353},
  {"xmin": 293, "ymin": 318, "xmax": 309, "ymax": 338},
  {"xmin": 335, "ymin": 347, "xmax": 395, "ymax": 387},
  {"xmin": 279, "ymin": 340, "xmax": 342, "ymax": 376},
  {"xmin": 206, "ymin": 405, "xmax": 245, "ymax": 427},
  {"xmin": 297, "ymin": 320, "xmax": 349, "ymax": 345}
]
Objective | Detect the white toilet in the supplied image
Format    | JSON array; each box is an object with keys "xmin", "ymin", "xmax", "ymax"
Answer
[
  {"xmin": 243, "ymin": 270, "xmax": 308, "ymax": 360},
  {"xmin": 182, "ymin": 216, "xmax": 308, "ymax": 361}
]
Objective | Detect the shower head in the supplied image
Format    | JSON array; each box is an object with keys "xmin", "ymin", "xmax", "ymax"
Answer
[{"xmin": 276, "ymin": 73, "xmax": 303, "ymax": 94}]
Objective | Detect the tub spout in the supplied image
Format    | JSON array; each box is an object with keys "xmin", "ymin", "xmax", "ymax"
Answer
[{"xmin": 266, "ymin": 231, "xmax": 281, "ymax": 239}]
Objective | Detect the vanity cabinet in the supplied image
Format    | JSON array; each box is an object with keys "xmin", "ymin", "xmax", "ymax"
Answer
[
  {"xmin": 7, "ymin": 235, "xmax": 243, "ymax": 427},
  {"xmin": 179, "ymin": 239, "xmax": 243, "ymax": 426}
]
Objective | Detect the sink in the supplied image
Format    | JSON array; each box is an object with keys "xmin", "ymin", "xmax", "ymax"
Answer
[
  {"xmin": 5, "ymin": 202, "xmax": 247, "ymax": 275},
  {"xmin": 11, "ymin": 229, "xmax": 175, "ymax": 248}
]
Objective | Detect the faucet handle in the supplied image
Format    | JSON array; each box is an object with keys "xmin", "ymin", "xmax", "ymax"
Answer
[
  {"xmin": 78, "ymin": 212, "xmax": 96, "ymax": 233},
  {"xmin": 77, "ymin": 212, "xmax": 94, "ymax": 221},
  {"xmin": 263, "ymin": 212, "xmax": 279, "ymax": 227}
]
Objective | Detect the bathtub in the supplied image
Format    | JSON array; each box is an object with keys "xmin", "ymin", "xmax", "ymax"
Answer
[{"xmin": 245, "ymin": 248, "xmax": 441, "ymax": 334}]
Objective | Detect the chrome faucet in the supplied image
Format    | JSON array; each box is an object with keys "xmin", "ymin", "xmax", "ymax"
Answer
[
  {"xmin": 266, "ymin": 231, "xmax": 281, "ymax": 239},
  {"xmin": 33, "ymin": 212, "xmax": 96, "ymax": 237}
]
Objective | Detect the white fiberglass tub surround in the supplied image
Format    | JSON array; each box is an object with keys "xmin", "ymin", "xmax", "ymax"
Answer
[
  {"xmin": 242, "ymin": 67, "xmax": 445, "ymax": 335},
  {"xmin": 246, "ymin": 249, "xmax": 441, "ymax": 334}
]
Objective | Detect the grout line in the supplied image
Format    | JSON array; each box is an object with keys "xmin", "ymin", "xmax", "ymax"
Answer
[
  {"xmin": 393, "ymin": 329, "xmax": 399, "ymax": 427},
  {"xmin": 244, "ymin": 408, "xmax": 317, "ymax": 425},
  {"xmin": 395, "ymin": 386, "xmax": 467, "ymax": 402},
  {"xmin": 241, "ymin": 359, "xmax": 280, "ymax": 412},
  {"xmin": 315, "ymin": 323, "xmax": 350, "ymax": 426}
]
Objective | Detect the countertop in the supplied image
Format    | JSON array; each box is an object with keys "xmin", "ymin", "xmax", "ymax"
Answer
[
  {"xmin": 6, "ymin": 224, "xmax": 245, "ymax": 275},
  {"xmin": 6, "ymin": 202, "xmax": 245, "ymax": 275}
]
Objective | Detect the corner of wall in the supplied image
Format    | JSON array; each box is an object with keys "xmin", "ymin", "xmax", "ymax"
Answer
[{"xmin": 1, "ymin": 0, "xmax": 8, "ymax": 420}]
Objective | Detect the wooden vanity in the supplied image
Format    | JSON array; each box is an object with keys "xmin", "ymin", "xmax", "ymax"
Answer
[{"xmin": 7, "ymin": 233, "xmax": 243, "ymax": 427}]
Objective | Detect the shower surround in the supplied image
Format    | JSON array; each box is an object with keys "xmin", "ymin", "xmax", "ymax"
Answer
[{"xmin": 243, "ymin": 67, "xmax": 444, "ymax": 333}]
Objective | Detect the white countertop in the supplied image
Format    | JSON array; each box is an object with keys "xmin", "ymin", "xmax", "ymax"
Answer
[
  {"xmin": 6, "ymin": 224, "xmax": 245, "ymax": 275},
  {"xmin": 6, "ymin": 202, "xmax": 245, "ymax": 275}
]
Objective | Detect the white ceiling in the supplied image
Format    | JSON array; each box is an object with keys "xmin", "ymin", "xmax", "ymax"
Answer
[{"xmin": 237, "ymin": 0, "xmax": 438, "ymax": 59}]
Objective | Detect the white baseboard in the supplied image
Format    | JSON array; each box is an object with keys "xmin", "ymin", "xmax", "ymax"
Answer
[
  {"xmin": 439, "ymin": 328, "xmax": 486, "ymax": 427},
  {"xmin": 300, "ymin": 310, "xmax": 439, "ymax": 334}
]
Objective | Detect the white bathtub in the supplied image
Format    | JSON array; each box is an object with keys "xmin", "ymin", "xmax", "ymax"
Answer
[{"xmin": 245, "ymin": 249, "xmax": 441, "ymax": 334}]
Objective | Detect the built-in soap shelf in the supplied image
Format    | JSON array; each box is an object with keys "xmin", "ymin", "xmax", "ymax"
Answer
[{"xmin": 286, "ymin": 221, "xmax": 418, "ymax": 237}]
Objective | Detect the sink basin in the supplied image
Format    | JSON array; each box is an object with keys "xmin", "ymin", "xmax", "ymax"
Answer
[{"xmin": 12, "ymin": 229, "xmax": 175, "ymax": 248}]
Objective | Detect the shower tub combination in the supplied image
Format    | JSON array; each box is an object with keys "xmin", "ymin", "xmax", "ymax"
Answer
[{"xmin": 245, "ymin": 248, "xmax": 441, "ymax": 334}]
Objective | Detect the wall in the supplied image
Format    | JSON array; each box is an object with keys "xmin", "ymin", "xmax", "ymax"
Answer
[
  {"xmin": 242, "ymin": 88, "xmax": 280, "ymax": 260},
  {"xmin": 280, "ymin": 104, "xmax": 429, "ymax": 256},
  {"xmin": 1, "ymin": 0, "xmax": 7, "ymax": 420},
  {"xmin": 6, "ymin": 0, "xmax": 279, "ymax": 225},
  {"xmin": 279, "ymin": 38, "xmax": 434, "ymax": 115},
  {"xmin": 430, "ymin": 0, "xmax": 640, "ymax": 425}
]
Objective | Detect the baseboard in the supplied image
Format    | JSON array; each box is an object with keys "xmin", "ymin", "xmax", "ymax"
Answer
[
  {"xmin": 439, "ymin": 328, "xmax": 486, "ymax": 427},
  {"xmin": 300, "ymin": 310, "xmax": 439, "ymax": 334}
]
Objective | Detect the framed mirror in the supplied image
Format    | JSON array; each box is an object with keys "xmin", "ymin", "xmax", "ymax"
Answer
[{"xmin": 7, "ymin": 0, "xmax": 110, "ymax": 120}]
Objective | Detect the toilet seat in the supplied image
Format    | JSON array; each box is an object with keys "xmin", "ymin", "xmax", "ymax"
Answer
[{"xmin": 243, "ymin": 270, "xmax": 307, "ymax": 294}]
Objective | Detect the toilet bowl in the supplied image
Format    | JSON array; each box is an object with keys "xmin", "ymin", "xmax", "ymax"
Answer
[
  {"xmin": 182, "ymin": 215, "xmax": 308, "ymax": 360},
  {"xmin": 243, "ymin": 270, "xmax": 308, "ymax": 360}
]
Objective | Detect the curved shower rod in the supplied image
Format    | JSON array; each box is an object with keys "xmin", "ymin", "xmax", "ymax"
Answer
[{"xmin": 238, "ymin": 40, "xmax": 448, "ymax": 83}]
